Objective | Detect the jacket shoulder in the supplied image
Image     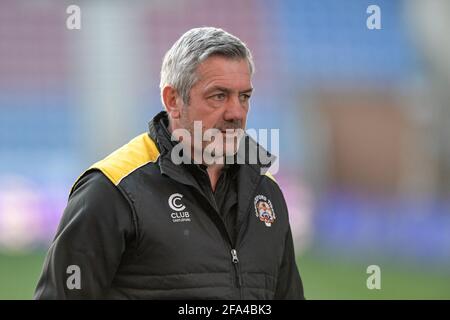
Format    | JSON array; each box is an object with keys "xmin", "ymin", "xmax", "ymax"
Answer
[
  {"xmin": 261, "ymin": 171, "xmax": 289, "ymax": 211},
  {"xmin": 261, "ymin": 171, "xmax": 281, "ymax": 191},
  {"xmin": 264, "ymin": 171, "xmax": 277, "ymax": 183},
  {"xmin": 71, "ymin": 133, "xmax": 160, "ymax": 195}
]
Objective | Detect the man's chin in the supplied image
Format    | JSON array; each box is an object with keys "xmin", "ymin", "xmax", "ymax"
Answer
[
  {"xmin": 223, "ymin": 144, "xmax": 239, "ymax": 158},
  {"xmin": 199, "ymin": 145, "xmax": 237, "ymax": 165}
]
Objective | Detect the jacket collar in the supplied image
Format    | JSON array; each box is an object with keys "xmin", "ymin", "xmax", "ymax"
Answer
[{"xmin": 148, "ymin": 110, "xmax": 175, "ymax": 154}]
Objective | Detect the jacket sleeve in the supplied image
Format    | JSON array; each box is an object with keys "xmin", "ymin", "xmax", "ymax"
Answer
[
  {"xmin": 34, "ymin": 171, "xmax": 135, "ymax": 299},
  {"xmin": 274, "ymin": 226, "xmax": 305, "ymax": 300}
]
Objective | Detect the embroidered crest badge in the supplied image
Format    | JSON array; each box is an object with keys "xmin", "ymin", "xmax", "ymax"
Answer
[{"xmin": 254, "ymin": 195, "xmax": 276, "ymax": 227}]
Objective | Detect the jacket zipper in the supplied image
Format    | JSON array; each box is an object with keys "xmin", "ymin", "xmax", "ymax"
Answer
[
  {"xmin": 169, "ymin": 164, "xmax": 249, "ymax": 297},
  {"xmin": 230, "ymin": 249, "xmax": 242, "ymax": 288},
  {"xmin": 206, "ymin": 189, "xmax": 243, "ymax": 294},
  {"xmin": 203, "ymin": 170, "xmax": 265, "ymax": 296},
  {"xmin": 200, "ymin": 171, "xmax": 243, "ymax": 295}
]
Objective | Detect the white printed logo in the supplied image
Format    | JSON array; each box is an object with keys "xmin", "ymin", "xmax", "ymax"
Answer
[
  {"xmin": 168, "ymin": 193, "xmax": 186, "ymax": 211},
  {"xmin": 168, "ymin": 193, "xmax": 190, "ymax": 223}
]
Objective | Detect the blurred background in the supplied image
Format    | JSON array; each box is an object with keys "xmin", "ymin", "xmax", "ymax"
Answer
[{"xmin": 1, "ymin": 0, "xmax": 450, "ymax": 299}]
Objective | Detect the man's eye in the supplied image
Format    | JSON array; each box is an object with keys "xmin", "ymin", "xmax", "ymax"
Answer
[
  {"xmin": 239, "ymin": 94, "xmax": 251, "ymax": 102},
  {"xmin": 212, "ymin": 93, "xmax": 226, "ymax": 101}
]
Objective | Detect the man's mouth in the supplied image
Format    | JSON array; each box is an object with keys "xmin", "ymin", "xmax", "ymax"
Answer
[{"xmin": 220, "ymin": 129, "xmax": 240, "ymax": 137}]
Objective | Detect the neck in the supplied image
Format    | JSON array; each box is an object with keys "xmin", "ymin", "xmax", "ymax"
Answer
[{"xmin": 206, "ymin": 163, "xmax": 224, "ymax": 192}]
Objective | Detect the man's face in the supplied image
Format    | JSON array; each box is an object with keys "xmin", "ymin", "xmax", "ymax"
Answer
[{"xmin": 178, "ymin": 55, "xmax": 252, "ymax": 161}]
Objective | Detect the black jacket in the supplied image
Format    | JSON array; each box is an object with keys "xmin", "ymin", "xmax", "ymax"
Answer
[{"xmin": 34, "ymin": 111, "xmax": 304, "ymax": 299}]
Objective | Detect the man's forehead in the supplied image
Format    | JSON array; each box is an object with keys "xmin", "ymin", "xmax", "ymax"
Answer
[
  {"xmin": 197, "ymin": 56, "xmax": 251, "ymax": 77},
  {"xmin": 195, "ymin": 56, "xmax": 252, "ymax": 90}
]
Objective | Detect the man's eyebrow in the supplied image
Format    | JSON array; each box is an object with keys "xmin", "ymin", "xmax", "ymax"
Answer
[
  {"xmin": 205, "ymin": 86, "xmax": 231, "ymax": 94},
  {"xmin": 205, "ymin": 86, "xmax": 253, "ymax": 94},
  {"xmin": 239, "ymin": 88, "xmax": 253, "ymax": 94}
]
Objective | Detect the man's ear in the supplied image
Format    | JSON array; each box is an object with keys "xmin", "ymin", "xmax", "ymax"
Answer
[{"xmin": 162, "ymin": 86, "xmax": 182, "ymax": 120}]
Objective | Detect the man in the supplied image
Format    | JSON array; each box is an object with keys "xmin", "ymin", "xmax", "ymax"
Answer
[{"xmin": 34, "ymin": 27, "xmax": 304, "ymax": 299}]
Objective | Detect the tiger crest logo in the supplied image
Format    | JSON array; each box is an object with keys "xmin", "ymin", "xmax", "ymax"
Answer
[{"xmin": 254, "ymin": 195, "xmax": 276, "ymax": 227}]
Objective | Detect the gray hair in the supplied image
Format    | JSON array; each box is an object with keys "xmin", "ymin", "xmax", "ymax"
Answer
[{"xmin": 160, "ymin": 27, "xmax": 255, "ymax": 105}]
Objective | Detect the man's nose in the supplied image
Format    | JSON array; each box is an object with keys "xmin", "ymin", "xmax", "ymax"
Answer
[{"xmin": 223, "ymin": 95, "xmax": 246, "ymax": 122}]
